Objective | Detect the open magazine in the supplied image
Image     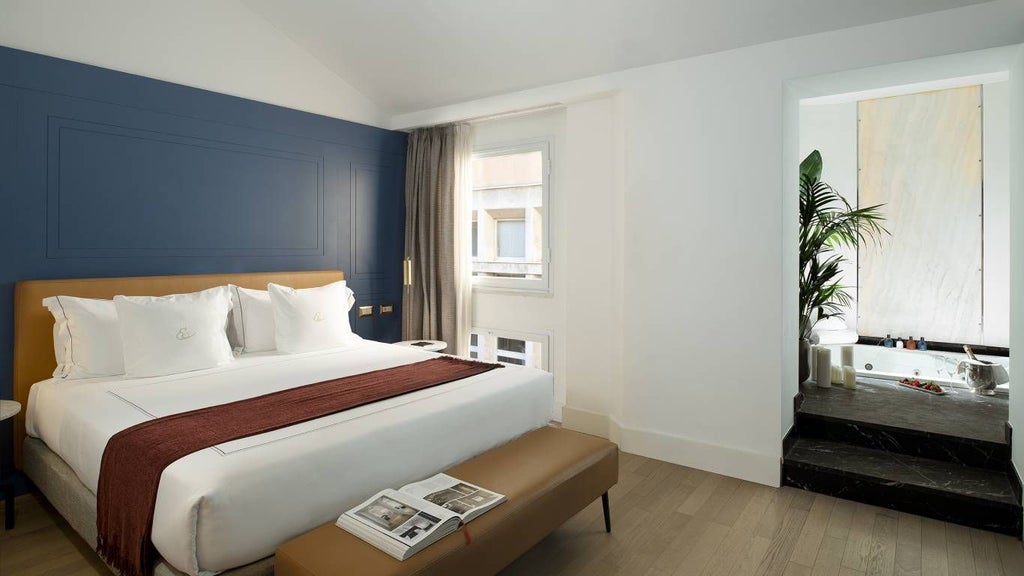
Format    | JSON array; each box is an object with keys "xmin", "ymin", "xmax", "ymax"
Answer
[{"xmin": 336, "ymin": 473, "xmax": 506, "ymax": 561}]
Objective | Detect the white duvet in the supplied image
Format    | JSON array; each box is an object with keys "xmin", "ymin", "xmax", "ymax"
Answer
[{"xmin": 26, "ymin": 340, "xmax": 553, "ymax": 575}]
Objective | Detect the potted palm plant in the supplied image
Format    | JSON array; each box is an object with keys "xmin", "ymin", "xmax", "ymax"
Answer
[{"xmin": 798, "ymin": 150, "xmax": 887, "ymax": 383}]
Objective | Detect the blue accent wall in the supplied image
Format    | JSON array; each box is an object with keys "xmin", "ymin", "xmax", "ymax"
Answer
[{"xmin": 0, "ymin": 46, "xmax": 408, "ymax": 403}]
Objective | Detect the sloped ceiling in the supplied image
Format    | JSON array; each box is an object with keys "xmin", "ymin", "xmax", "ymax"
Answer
[
  {"xmin": 0, "ymin": 0, "xmax": 386, "ymax": 126},
  {"xmin": 242, "ymin": 0, "xmax": 990, "ymax": 115}
]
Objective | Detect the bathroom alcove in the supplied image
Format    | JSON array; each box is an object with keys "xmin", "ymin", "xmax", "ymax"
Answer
[{"xmin": 780, "ymin": 43, "xmax": 1024, "ymax": 530}]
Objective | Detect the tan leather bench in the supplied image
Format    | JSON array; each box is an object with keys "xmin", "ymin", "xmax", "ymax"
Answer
[{"xmin": 276, "ymin": 426, "xmax": 618, "ymax": 576}]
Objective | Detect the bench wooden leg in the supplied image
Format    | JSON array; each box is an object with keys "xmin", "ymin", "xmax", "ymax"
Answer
[{"xmin": 601, "ymin": 492, "xmax": 610, "ymax": 533}]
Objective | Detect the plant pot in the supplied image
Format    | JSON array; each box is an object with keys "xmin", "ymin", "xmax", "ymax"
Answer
[{"xmin": 798, "ymin": 338, "xmax": 811, "ymax": 384}]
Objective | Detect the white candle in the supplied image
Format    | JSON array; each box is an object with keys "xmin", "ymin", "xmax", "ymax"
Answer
[
  {"xmin": 843, "ymin": 366, "xmax": 857, "ymax": 390},
  {"xmin": 809, "ymin": 345, "xmax": 818, "ymax": 376},
  {"xmin": 831, "ymin": 365, "xmax": 843, "ymax": 384},
  {"xmin": 815, "ymin": 347, "xmax": 832, "ymax": 388},
  {"xmin": 840, "ymin": 345, "xmax": 854, "ymax": 368}
]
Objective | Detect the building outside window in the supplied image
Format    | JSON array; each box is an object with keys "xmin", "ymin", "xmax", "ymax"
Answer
[{"xmin": 470, "ymin": 141, "xmax": 550, "ymax": 291}]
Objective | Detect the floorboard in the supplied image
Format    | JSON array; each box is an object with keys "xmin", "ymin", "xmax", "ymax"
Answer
[{"xmin": 1, "ymin": 452, "xmax": 1021, "ymax": 575}]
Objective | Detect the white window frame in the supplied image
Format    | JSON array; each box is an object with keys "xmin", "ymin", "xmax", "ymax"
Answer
[
  {"xmin": 469, "ymin": 326, "xmax": 551, "ymax": 371},
  {"xmin": 471, "ymin": 139, "xmax": 551, "ymax": 293}
]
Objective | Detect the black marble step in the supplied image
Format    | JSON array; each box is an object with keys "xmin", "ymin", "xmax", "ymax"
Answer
[
  {"xmin": 784, "ymin": 438, "xmax": 1022, "ymax": 536},
  {"xmin": 796, "ymin": 411, "xmax": 1010, "ymax": 471},
  {"xmin": 796, "ymin": 381, "xmax": 1010, "ymax": 471}
]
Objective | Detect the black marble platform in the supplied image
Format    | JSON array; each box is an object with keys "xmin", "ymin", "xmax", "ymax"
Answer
[
  {"xmin": 785, "ymin": 379, "xmax": 1021, "ymax": 536},
  {"xmin": 799, "ymin": 379, "xmax": 1008, "ymax": 444},
  {"xmin": 784, "ymin": 438, "xmax": 1021, "ymax": 536}
]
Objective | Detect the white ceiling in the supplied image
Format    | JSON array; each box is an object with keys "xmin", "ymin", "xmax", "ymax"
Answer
[{"xmin": 242, "ymin": 0, "xmax": 991, "ymax": 115}]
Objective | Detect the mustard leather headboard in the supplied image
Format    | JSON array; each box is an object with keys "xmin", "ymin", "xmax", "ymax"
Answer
[{"xmin": 11, "ymin": 270, "xmax": 344, "ymax": 468}]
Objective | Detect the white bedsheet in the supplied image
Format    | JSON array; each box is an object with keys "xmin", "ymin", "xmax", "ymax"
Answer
[{"xmin": 26, "ymin": 340, "xmax": 553, "ymax": 575}]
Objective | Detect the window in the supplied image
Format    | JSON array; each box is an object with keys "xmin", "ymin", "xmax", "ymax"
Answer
[
  {"xmin": 470, "ymin": 141, "xmax": 550, "ymax": 291},
  {"xmin": 496, "ymin": 220, "xmax": 526, "ymax": 258},
  {"xmin": 469, "ymin": 328, "xmax": 547, "ymax": 369}
]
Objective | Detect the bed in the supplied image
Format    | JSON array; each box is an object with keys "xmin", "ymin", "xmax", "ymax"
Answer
[{"xmin": 13, "ymin": 271, "xmax": 554, "ymax": 576}]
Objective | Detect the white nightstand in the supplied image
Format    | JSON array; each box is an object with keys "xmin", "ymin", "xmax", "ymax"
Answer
[
  {"xmin": 394, "ymin": 340, "xmax": 448, "ymax": 353},
  {"xmin": 1, "ymin": 400, "xmax": 21, "ymax": 530}
]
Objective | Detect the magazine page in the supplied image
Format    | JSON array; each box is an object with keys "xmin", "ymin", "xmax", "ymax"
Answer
[
  {"xmin": 400, "ymin": 473, "xmax": 506, "ymax": 521},
  {"xmin": 345, "ymin": 489, "xmax": 458, "ymax": 548}
]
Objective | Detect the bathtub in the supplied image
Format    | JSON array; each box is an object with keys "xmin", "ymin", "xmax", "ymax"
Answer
[{"xmin": 822, "ymin": 344, "xmax": 1010, "ymax": 390}]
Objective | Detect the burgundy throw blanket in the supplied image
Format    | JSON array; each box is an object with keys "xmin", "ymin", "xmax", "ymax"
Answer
[{"xmin": 96, "ymin": 356, "xmax": 502, "ymax": 576}]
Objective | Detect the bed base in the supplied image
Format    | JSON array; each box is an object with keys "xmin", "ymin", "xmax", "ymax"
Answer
[{"xmin": 23, "ymin": 437, "xmax": 273, "ymax": 576}]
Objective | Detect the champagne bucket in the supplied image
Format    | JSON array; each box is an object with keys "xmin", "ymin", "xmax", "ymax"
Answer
[{"xmin": 957, "ymin": 359, "xmax": 1009, "ymax": 395}]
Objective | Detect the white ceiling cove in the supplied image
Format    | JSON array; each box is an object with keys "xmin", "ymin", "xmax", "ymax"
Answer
[{"xmin": 242, "ymin": 0, "xmax": 991, "ymax": 115}]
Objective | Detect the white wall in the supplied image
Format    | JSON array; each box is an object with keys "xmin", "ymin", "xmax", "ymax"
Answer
[
  {"xmin": 799, "ymin": 102, "xmax": 859, "ymax": 332},
  {"xmin": 800, "ymin": 81, "xmax": 1010, "ymax": 347},
  {"xmin": 562, "ymin": 97, "xmax": 624, "ymax": 436},
  {"xmin": 391, "ymin": 0, "xmax": 1024, "ymax": 486},
  {"xmin": 1010, "ymin": 45, "xmax": 1024, "ymax": 496},
  {"xmin": 470, "ymin": 108, "xmax": 569, "ymax": 417},
  {"xmin": 0, "ymin": 0, "xmax": 384, "ymax": 127},
  {"xmin": 985, "ymin": 81, "xmax": 1012, "ymax": 348}
]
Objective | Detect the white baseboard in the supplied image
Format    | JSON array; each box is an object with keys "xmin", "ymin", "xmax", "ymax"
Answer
[
  {"xmin": 560, "ymin": 405, "xmax": 610, "ymax": 438},
  {"xmin": 611, "ymin": 419, "xmax": 781, "ymax": 487},
  {"xmin": 560, "ymin": 406, "xmax": 780, "ymax": 486}
]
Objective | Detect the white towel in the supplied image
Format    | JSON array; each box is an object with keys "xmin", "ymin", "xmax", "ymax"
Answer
[{"xmin": 812, "ymin": 329, "xmax": 859, "ymax": 345}]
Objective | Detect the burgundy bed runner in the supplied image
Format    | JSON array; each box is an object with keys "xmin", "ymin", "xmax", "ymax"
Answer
[{"xmin": 96, "ymin": 356, "xmax": 502, "ymax": 576}]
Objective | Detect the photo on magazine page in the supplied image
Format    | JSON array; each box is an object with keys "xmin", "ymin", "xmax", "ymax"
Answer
[
  {"xmin": 353, "ymin": 494, "xmax": 443, "ymax": 545},
  {"xmin": 425, "ymin": 482, "xmax": 502, "ymax": 514},
  {"xmin": 395, "ymin": 511, "xmax": 443, "ymax": 543},
  {"xmin": 355, "ymin": 495, "xmax": 419, "ymax": 532}
]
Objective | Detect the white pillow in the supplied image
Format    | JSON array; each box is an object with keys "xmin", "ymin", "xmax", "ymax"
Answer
[
  {"xmin": 114, "ymin": 286, "xmax": 235, "ymax": 378},
  {"xmin": 268, "ymin": 281, "xmax": 358, "ymax": 353},
  {"xmin": 42, "ymin": 296, "xmax": 124, "ymax": 379},
  {"xmin": 229, "ymin": 286, "xmax": 277, "ymax": 353},
  {"xmin": 230, "ymin": 284, "xmax": 356, "ymax": 353}
]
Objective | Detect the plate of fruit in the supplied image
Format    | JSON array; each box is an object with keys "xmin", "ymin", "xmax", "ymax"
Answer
[{"xmin": 898, "ymin": 378, "xmax": 945, "ymax": 395}]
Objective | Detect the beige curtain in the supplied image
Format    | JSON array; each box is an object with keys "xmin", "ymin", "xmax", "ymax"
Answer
[{"xmin": 403, "ymin": 124, "xmax": 473, "ymax": 354}]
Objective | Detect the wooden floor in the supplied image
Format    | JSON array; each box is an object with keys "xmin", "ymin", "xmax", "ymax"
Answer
[{"xmin": 2, "ymin": 452, "xmax": 1023, "ymax": 575}]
